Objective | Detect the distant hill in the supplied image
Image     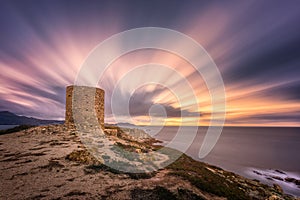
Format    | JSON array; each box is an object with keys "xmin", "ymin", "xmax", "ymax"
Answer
[
  {"xmin": 0, "ymin": 111, "xmax": 63, "ymax": 125},
  {"xmin": 104, "ymin": 122, "xmax": 136, "ymax": 127},
  {"xmin": 116, "ymin": 122, "xmax": 136, "ymax": 127}
]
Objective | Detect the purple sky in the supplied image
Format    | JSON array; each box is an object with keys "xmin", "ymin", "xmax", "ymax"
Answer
[{"xmin": 0, "ymin": 0, "xmax": 299, "ymax": 126}]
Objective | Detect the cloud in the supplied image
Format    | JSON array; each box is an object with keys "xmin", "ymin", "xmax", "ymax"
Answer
[
  {"xmin": 224, "ymin": 36, "xmax": 300, "ymax": 85},
  {"xmin": 263, "ymin": 81, "xmax": 300, "ymax": 101},
  {"xmin": 105, "ymin": 84, "xmax": 200, "ymax": 118},
  {"xmin": 0, "ymin": 0, "xmax": 299, "ymax": 126},
  {"xmin": 226, "ymin": 111, "xmax": 300, "ymax": 126}
]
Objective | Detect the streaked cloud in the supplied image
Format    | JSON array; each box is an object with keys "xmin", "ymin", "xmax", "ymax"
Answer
[{"xmin": 0, "ymin": 0, "xmax": 299, "ymax": 126}]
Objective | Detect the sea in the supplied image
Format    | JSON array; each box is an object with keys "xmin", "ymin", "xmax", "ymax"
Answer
[
  {"xmin": 1, "ymin": 124, "xmax": 299, "ymax": 196},
  {"xmin": 0, "ymin": 125, "xmax": 18, "ymax": 130},
  {"xmin": 139, "ymin": 126, "xmax": 300, "ymax": 196}
]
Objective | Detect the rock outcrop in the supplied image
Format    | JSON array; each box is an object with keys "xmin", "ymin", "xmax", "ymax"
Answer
[{"xmin": 0, "ymin": 125, "xmax": 298, "ymax": 200}]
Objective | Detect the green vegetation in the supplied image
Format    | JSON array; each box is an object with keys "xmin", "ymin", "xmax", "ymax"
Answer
[
  {"xmin": 66, "ymin": 149, "xmax": 156, "ymax": 179},
  {"xmin": 84, "ymin": 163, "xmax": 119, "ymax": 174},
  {"xmin": 131, "ymin": 186, "xmax": 204, "ymax": 200},
  {"xmin": 65, "ymin": 140, "xmax": 249, "ymax": 199},
  {"xmin": 131, "ymin": 186, "xmax": 177, "ymax": 200},
  {"xmin": 65, "ymin": 126, "xmax": 291, "ymax": 200},
  {"xmin": 84, "ymin": 162, "xmax": 156, "ymax": 179},
  {"xmin": 115, "ymin": 142, "xmax": 136, "ymax": 152},
  {"xmin": 177, "ymin": 188, "xmax": 205, "ymax": 200},
  {"xmin": 167, "ymin": 154, "xmax": 249, "ymax": 200}
]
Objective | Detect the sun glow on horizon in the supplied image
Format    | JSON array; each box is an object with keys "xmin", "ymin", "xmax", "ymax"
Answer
[{"xmin": 0, "ymin": 1, "xmax": 299, "ymax": 127}]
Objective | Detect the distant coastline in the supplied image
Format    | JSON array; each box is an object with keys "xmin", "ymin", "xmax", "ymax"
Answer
[
  {"xmin": 0, "ymin": 125, "xmax": 18, "ymax": 130},
  {"xmin": 0, "ymin": 111, "xmax": 63, "ymax": 126}
]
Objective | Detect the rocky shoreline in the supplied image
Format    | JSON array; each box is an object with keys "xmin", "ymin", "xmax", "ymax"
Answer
[{"xmin": 0, "ymin": 124, "xmax": 298, "ymax": 200}]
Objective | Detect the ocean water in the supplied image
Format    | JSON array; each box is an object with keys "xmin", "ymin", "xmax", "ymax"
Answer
[
  {"xmin": 0, "ymin": 125, "xmax": 18, "ymax": 130},
  {"xmin": 142, "ymin": 126, "xmax": 300, "ymax": 196}
]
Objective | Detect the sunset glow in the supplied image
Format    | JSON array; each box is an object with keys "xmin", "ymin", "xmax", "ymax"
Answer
[{"xmin": 0, "ymin": 1, "xmax": 299, "ymax": 127}]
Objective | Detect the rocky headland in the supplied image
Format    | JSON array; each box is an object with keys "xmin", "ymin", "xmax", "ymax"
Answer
[{"xmin": 0, "ymin": 125, "xmax": 298, "ymax": 200}]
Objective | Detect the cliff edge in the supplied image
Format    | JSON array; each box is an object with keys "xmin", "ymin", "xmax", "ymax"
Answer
[{"xmin": 0, "ymin": 125, "xmax": 297, "ymax": 200}]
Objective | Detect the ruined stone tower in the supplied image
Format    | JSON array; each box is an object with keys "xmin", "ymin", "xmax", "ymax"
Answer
[{"xmin": 65, "ymin": 85, "xmax": 105, "ymax": 130}]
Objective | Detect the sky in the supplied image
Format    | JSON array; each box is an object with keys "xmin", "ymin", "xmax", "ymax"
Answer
[{"xmin": 0, "ymin": 0, "xmax": 299, "ymax": 127}]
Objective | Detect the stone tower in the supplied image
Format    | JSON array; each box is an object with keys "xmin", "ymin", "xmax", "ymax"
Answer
[{"xmin": 65, "ymin": 85, "xmax": 105, "ymax": 130}]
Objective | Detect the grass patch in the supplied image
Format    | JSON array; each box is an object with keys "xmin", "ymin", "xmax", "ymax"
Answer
[
  {"xmin": 131, "ymin": 186, "xmax": 177, "ymax": 200},
  {"xmin": 67, "ymin": 149, "xmax": 156, "ymax": 179},
  {"xmin": 84, "ymin": 163, "xmax": 156, "ymax": 179},
  {"xmin": 115, "ymin": 142, "xmax": 137, "ymax": 152},
  {"xmin": 167, "ymin": 154, "xmax": 249, "ymax": 200},
  {"xmin": 84, "ymin": 163, "xmax": 119, "ymax": 174},
  {"xmin": 131, "ymin": 186, "xmax": 204, "ymax": 200},
  {"xmin": 84, "ymin": 164, "xmax": 156, "ymax": 180},
  {"xmin": 177, "ymin": 188, "xmax": 205, "ymax": 200}
]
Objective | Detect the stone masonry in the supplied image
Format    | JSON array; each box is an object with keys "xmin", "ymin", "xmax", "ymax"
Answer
[{"xmin": 65, "ymin": 85, "xmax": 105, "ymax": 130}]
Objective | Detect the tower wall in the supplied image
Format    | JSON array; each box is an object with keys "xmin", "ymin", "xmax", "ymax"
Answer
[{"xmin": 65, "ymin": 85, "xmax": 105, "ymax": 130}]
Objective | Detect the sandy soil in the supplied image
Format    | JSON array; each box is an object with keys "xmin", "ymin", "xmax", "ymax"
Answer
[{"xmin": 0, "ymin": 125, "xmax": 222, "ymax": 200}]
